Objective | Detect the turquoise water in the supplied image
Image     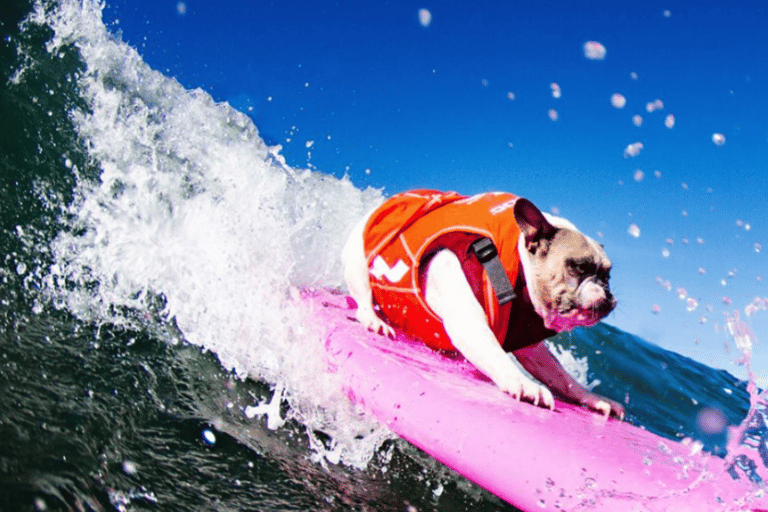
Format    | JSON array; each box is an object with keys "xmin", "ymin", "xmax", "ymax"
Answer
[{"xmin": 1, "ymin": 1, "xmax": 765, "ymax": 510}]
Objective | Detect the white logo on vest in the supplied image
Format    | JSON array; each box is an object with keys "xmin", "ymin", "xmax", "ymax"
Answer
[{"xmin": 370, "ymin": 256, "xmax": 409, "ymax": 283}]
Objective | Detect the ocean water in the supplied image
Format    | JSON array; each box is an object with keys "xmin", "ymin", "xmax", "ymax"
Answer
[{"xmin": 1, "ymin": 1, "xmax": 766, "ymax": 511}]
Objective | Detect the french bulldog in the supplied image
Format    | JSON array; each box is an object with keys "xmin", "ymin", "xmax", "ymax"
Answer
[{"xmin": 341, "ymin": 195, "xmax": 625, "ymax": 419}]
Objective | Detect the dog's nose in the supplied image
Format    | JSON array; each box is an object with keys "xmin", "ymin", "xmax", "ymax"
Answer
[{"xmin": 579, "ymin": 281, "xmax": 610, "ymax": 310}]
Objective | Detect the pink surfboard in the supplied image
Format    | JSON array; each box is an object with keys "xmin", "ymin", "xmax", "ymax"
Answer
[{"xmin": 306, "ymin": 289, "xmax": 768, "ymax": 511}]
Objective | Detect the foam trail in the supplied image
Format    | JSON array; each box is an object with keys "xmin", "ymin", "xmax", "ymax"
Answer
[{"xmin": 26, "ymin": 0, "xmax": 390, "ymax": 468}]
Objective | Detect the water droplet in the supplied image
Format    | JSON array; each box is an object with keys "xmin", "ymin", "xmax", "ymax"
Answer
[
  {"xmin": 122, "ymin": 460, "xmax": 138, "ymax": 475},
  {"xmin": 652, "ymin": 304, "xmax": 661, "ymax": 314},
  {"xmin": 645, "ymin": 99, "xmax": 664, "ymax": 113},
  {"xmin": 633, "ymin": 169, "xmax": 644, "ymax": 182},
  {"xmin": 624, "ymin": 141, "xmax": 643, "ymax": 158},
  {"xmin": 176, "ymin": 2, "xmax": 187, "ymax": 15},
  {"xmin": 507, "ymin": 91, "xmax": 516, "ymax": 100},
  {"xmin": 550, "ymin": 82, "xmax": 562, "ymax": 99},
  {"xmin": 631, "ymin": 72, "xmax": 639, "ymax": 80},
  {"xmin": 686, "ymin": 298, "xmax": 698, "ymax": 312},
  {"xmin": 755, "ymin": 242, "xmax": 762, "ymax": 253},
  {"xmin": 418, "ymin": 8, "xmax": 432, "ymax": 27},
  {"xmin": 628, "ymin": 224, "xmax": 641, "ymax": 237},
  {"xmin": 611, "ymin": 93, "xmax": 626, "ymax": 109},
  {"xmin": 202, "ymin": 429, "xmax": 216, "ymax": 445},
  {"xmin": 548, "ymin": 108, "xmax": 559, "ymax": 121},
  {"xmin": 632, "ymin": 114, "xmax": 643, "ymax": 127},
  {"xmin": 712, "ymin": 133, "xmax": 726, "ymax": 146},
  {"xmin": 662, "ymin": 248, "xmax": 670, "ymax": 258},
  {"xmin": 664, "ymin": 114, "xmax": 675, "ymax": 128},
  {"xmin": 677, "ymin": 287, "xmax": 687, "ymax": 300},
  {"xmin": 583, "ymin": 41, "xmax": 607, "ymax": 60}
]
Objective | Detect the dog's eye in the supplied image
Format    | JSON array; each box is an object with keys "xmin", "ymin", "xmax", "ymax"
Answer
[{"xmin": 568, "ymin": 260, "xmax": 595, "ymax": 276}]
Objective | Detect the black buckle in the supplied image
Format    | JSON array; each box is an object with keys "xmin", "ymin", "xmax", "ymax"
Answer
[
  {"xmin": 469, "ymin": 237, "xmax": 515, "ymax": 305},
  {"xmin": 471, "ymin": 237, "xmax": 497, "ymax": 263}
]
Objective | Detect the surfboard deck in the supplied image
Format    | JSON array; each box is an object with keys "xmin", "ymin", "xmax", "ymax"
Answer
[{"xmin": 305, "ymin": 289, "xmax": 768, "ymax": 511}]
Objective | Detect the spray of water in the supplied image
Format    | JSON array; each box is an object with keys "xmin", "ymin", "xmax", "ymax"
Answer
[{"xmin": 23, "ymin": 0, "xmax": 391, "ymax": 468}]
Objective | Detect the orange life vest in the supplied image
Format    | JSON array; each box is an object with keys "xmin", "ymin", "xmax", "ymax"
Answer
[{"xmin": 363, "ymin": 190, "xmax": 532, "ymax": 352}]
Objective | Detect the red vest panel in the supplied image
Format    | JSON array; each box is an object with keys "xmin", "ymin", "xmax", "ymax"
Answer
[{"xmin": 363, "ymin": 190, "xmax": 522, "ymax": 351}]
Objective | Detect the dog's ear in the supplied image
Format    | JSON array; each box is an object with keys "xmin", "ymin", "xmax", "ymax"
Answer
[{"xmin": 514, "ymin": 198, "xmax": 557, "ymax": 251}]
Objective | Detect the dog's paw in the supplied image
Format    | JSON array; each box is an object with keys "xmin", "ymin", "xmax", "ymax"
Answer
[
  {"xmin": 578, "ymin": 392, "xmax": 625, "ymax": 420},
  {"xmin": 356, "ymin": 306, "xmax": 395, "ymax": 338},
  {"xmin": 496, "ymin": 372, "xmax": 555, "ymax": 410}
]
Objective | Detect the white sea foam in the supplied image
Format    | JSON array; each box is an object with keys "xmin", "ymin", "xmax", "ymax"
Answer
[
  {"xmin": 26, "ymin": 0, "xmax": 389, "ymax": 468},
  {"xmin": 545, "ymin": 341, "xmax": 600, "ymax": 391}
]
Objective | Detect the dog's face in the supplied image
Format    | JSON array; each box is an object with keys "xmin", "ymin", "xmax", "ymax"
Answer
[{"xmin": 514, "ymin": 199, "xmax": 616, "ymax": 332}]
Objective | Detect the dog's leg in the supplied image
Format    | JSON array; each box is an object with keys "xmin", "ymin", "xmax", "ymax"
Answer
[
  {"xmin": 425, "ymin": 249, "xmax": 554, "ymax": 409},
  {"xmin": 514, "ymin": 342, "xmax": 625, "ymax": 419},
  {"xmin": 341, "ymin": 210, "xmax": 395, "ymax": 338}
]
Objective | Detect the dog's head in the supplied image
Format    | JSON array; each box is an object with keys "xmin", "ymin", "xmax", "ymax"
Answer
[{"xmin": 514, "ymin": 198, "xmax": 615, "ymax": 332}]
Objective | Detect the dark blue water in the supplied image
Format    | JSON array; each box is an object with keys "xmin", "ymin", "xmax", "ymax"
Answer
[{"xmin": 1, "ymin": 1, "xmax": 765, "ymax": 511}]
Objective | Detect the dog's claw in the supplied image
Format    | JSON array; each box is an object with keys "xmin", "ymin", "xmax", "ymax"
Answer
[
  {"xmin": 356, "ymin": 306, "xmax": 395, "ymax": 339},
  {"xmin": 498, "ymin": 372, "xmax": 553, "ymax": 411}
]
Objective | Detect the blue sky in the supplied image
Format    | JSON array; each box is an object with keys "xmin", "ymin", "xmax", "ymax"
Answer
[{"xmin": 102, "ymin": 0, "xmax": 768, "ymax": 376}]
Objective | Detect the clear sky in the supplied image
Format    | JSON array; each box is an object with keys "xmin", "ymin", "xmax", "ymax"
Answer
[{"xmin": 101, "ymin": 0, "xmax": 768, "ymax": 377}]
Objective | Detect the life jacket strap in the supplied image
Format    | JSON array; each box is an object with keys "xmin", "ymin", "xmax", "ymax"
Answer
[{"xmin": 470, "ymin": 237, "xmax": 516, "ymax": 305}]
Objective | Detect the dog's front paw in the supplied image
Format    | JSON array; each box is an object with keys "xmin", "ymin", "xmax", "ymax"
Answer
[
  {"xmin": 578, "ymin": 391, "xmax": 625, "ymax": 420},
  {"xmin": 356, "ymin": 306, "xmax": 395, "ymax": 338},
  {"xmin": 496, "ymin": 372, "xmax": 555, "ymax": 410}
]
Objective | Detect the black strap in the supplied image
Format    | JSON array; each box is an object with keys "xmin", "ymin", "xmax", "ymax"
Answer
[{"xmin": 470, "ymin": 237, "xmax": 516, "ymax": 305}]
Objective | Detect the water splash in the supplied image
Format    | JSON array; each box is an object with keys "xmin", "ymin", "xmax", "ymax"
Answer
[
  {"xmin": 721, "ymin": 307, "xmax": 768, "ymax": 486},
  {"xmin": 23, "ymin": 0, "xmax": 388, "ymax": 469}
]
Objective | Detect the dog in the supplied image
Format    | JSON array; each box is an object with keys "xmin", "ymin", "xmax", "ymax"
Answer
[{"xmin": 341, "ymin": 191, "xmax": 624, "ymax": 419}]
